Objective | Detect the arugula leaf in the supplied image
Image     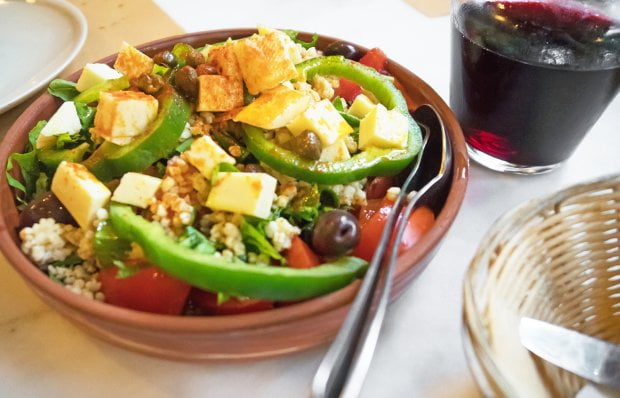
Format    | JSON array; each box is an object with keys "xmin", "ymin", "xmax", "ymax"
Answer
[
  {"xmin": 7, "ymin": 151, "xmax": 40, "ymax": 202},
  {"xmin": 332, "ymin": 96, "xmax": 360, "ymax": 127},
  {"xmin": 240, "ymin": 218, "xmax": 284, "ymax": 262},
  {"xmin": 179, "ymin": 226, "xmax": 216, "ymax": 255},
  {"xmin": 211, "ymin": 162, "xmax": 239, "ymax": 183},
  {"xmin": 49, "ymin": 255, "xmax": 82, "ymax": 268},
  {"xmin": 55, "ymin": 133, "xmax": 81, "ymax": 149},
  {"xmin": 27, "ymin": 121, "xmax": 46, "ymax": 149},
  {"xmin": 94, "ymin": 222, "xmax": 131, "ymax": 267},
  {"xmin": 74, "ymin": 102, "xmax": 96, "ymax": 132},
  {"xmin": 47, "ymin": 79, "xmax": 79, "ymax": 101},
  {"xmin": 282, "ymin": 29, "xmax": 318, "ymax": 50}
]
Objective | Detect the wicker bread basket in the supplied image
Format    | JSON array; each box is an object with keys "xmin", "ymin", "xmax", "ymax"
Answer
[{"xmin": 463, "ymin": 174, "xmax": 620, "ymax": 397}]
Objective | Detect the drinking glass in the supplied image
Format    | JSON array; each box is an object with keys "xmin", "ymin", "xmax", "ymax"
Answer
[{"xmin": 450, "ymin": 0, "xmax": 620, "ymax": 174}]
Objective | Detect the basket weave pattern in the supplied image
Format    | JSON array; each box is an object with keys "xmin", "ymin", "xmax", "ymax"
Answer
[{"xmin": 464, "ymin": 175, "xmax": 620, "ymax": 397}]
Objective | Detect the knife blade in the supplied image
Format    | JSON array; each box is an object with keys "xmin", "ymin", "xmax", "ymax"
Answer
[{"xmin": 519, "ymin": 317, "xmax": 620, "ymax": 389}]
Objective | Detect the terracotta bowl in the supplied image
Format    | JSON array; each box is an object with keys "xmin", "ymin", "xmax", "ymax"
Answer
[{"xmin": 0, "ymin": 29, "xmax": 468, "ymax": 360}]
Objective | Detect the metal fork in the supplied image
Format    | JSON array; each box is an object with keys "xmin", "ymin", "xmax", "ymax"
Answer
[{"xmin": 311, "ymin": 104, "xmax": 451, "ymax": 398}]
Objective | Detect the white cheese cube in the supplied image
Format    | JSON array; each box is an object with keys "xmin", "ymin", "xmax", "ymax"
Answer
[
  {"xmin": 76, "ymin": 63, "xmax": 123, "ymax": 92},
  {"xmin": 359, "ymin": 104, "xmax": 409, "ymax": 150},
  {"xmin": 113, "ymin": 42, "xmax": 154, "ymax": 80},
  {"xmin": 206, "ymin": 172, "xmax": 277, "ymax": 219},
  {"xmin": 183, "ymin": 135, "xmax": 235, "ymax": 180},
  {"xmin": 36, "ymin": 101, "xmax": 82, "ymax": 149},
  {"xmin": 51, "ymin": 161, "xmax": 111, "ymax": 229},
  {"xmin": 286, "ymin": 100, "xmax": 353, "ymax": 147},
  {"xmin": 319, "ymin": 139, "xmax": 351, "ymax": 162},
  {"xmin": 111, "ymin": 172, "xmax": 162, "ymax": 208},
  {"xmin": 348, "ymin": 94, "xmax": 376, "ymax": 119},
  {"xmin": 91, "ymin": 91, "xmax": 158, "ymax": 145}
]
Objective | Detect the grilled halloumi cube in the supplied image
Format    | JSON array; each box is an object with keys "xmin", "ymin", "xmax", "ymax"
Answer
[
  {"xmin": 233, "ymin": 32, "xmax": 298, "ymax": 95},
  {"xmin": 183, "ymin": 135, "xmax": 235, "ymax": 179},
  {"xmin": 113, "ymin": 42, "xmax": 153, "ymax": 80},
  {"xmin": 319, "ymin": 139, "xmax": 351, "ymax": 162},
  {"xmin": 76, "ymin": 63, "xmax": 123, "ymax": 92},
  {"xmin": 51, "ymin": 161, "xmax": 111, "ymax": 229},
  {"xmin": 91, "ymin": 91, "xmax": 158, "ymax": 145},
  {"xmin": 359, "ymin": 104, "xmax": 409, "ymax": 150},
  {"xmin": 207, "ymin": 43, "xmax": 243, "ymax": 82},
  {"xmin": 111, "ymin": 172, "xmax": 162, "ymax": 208},
  {"xmin": 36, "ymin": 101, "xmax": 82, "ymax": 149},
  {"xmin": 197, "ymin": 75, "xmax": 244, "ymax": 112},
  {"xmin": 233, "ymin": 85, "xmax": 311, "ymax": 130},
  {"xmin": 286, "ymin": 100, "xmax": 353, "ymax": 146},
  {"xmin": 348, "ymin": 94, "xmax": 376, "ymax": 119},
  {"xmin": 257, "ymin": 26, "xmax": 302, "ymax": 64},
  {"xmin": 206, "ymin": 172, "xmax": 277, "ymax": 219}
]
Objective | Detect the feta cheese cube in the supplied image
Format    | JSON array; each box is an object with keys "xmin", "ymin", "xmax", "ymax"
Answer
[
  {"xmin": 36, "ymin": 101, "xmax": 82, "ymax": 149},
  {"xmin": 91, "ymin": 91, "xmax": 158, "ymax": 145},
  {"xmin": 111, "ymin": 172, "xmax": 162, "ymax": 208},
  {"xmin": 359, "ymin": 104, "xmax": 409, "ymax": 150},
  {"xmin": 113, "ymin": 42, "xmax": 153, "ymax": 80},
  {"xmin": 348, "ymin": 94, "xmax": 376, "ymax": 119},
  {"xmin": 319, "ymin": 139, "xmax": 351, "ymax": 162},
  {"xmin": 197, "ymin": 75, "xmax": 244, "ymax": 112},
  {"xmin": 206, "ymin": 172, "xmax": 277, "ymax": 219},
  {"xmin": 51, "ymin": 161, "xmax": 111, "ymax": 229},
  {"xmin": 183, "ymin": 135, "xmax": 235, "ymax": 179},
  {"xmin": 233, "ymin": 32, "xmax": 298, "ymax": 95},
  {"xmin": 76, "ymin": 63, "xmax": 123, "ymax": 92},
  {"xmin": 233, "ymin": 85, "xmax": 311, "ymax": 130},
  {"xmin": 286, "ymin": 100, "xmax": 354, "ymax": 146}
]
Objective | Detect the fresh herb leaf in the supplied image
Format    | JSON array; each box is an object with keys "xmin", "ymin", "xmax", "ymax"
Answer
[
  {"xmin": 332, "ymin": 96, "xmax": 360, "ymax": 127},
  {"xmin": 7, "ymin": 151, "xmax": 40, "ymax": 202},
  {"xmin": 94, "ymin": 222, "xmax": 131, "ymax": 267},
  {"xmin": 27, "ymin": 121, "xmax": 46, "ymax": 149},
  {"xmin": 282, "ymin": 29, "xmax": 318, "ymax": 50},
  {"xmin": 176, "ymin": 137, "xmax": 194, "ymax": 154},
  {"xmin": 50, "ymin": 255, "xmax": 82, "ymax": 268},
  {"xmin": 240, "ymin": 218, "xmax": 284, "ymax": 262},
  {"xmin": 47, "ymin": 79, "xmax": 79, "ymax": 101},
  {"xmin": 74, "ymin": 102, "xmax": 96, "ymax": 132},
  {"xmin": 55, "ymin": 133, "xmax": 81, "ymax": 149},
  {"xmin": 113, "ymin": 260, "xmax": 144, "ymax": 279},
  {"xmin": 179, "ymin": 226, "xmax": 216, "ymax": 255},
  {"xmin": 34, "ymin": 172, "xmax": 49, "ymax": 198},
  {"xmin": 211, "ymin": 162, "xmax": 239, "ymax": 183}
]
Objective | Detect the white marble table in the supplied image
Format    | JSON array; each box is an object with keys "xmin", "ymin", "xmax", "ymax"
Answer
[{"xmin": 1, "ymin": 1, "xmax": 618, "ymax": 397}]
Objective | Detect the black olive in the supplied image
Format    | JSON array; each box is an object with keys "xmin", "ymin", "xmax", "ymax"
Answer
[
  {"xmin": 324, "ymin": 41, "xmax": 363, "ymax": 61},
  {"xmin": 287, "ymin": 130, "xmax": 322, "ymax": 160},
  {"xmin": 19, "ymin": 192, "xmax": 75, "ymax": 229},
  {"xmin": 185, "ymin": 50, "xmax": 206, "ymax": 68},
  {"xmin": 174, "ymin": 65, "xmax": 198, "ymax": 98},
  {"xmin": 153, "ymin": 50, "xmax": 177, "ymax": 67},
  {"xmin": 312, "ymin": 210, "xmax": 360, "ymax": 256}
]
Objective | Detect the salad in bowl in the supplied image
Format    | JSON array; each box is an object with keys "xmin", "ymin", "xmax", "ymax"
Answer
[{"xmin": 7, "ymin": 27, "xmax": 432, "ymax": 316}]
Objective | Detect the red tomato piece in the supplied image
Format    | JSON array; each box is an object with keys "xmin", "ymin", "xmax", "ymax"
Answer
[
  {"xmin": 190, "ymin": 289, "xmax": 273, "ymax": 315},
  {"xmin": 353, "ymin": 200, "xmax": 435, "ymax": 262},
  {"xmin": 286, "ymin": 236, "xmax": 321, "ymax": 269},
  {"xmin": 359, "ymin": 48, "xmax": 388, "ymax": 74},
  {"xmin": 358, "ymin": 197, "xmax": 391, "ymax": 227},
  {"xmin": 334, "ymin": 78, "xmax": 362, "ymax": 103},
  {"xmin": 99, "ymin": 265, "xmax": 191, "ymax": 315}
]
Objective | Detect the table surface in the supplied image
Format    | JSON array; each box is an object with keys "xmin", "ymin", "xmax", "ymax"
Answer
[{"xmin": 1, "ymin": 1, "xmax": 618, "ymax": 397}]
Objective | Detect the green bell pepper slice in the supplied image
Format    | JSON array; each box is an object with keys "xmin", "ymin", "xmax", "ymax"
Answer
[
  {"xmin": 242, "ymin": 56, "xmax": 422, "ymax": 185},
  {"xmin": 109, "ymin": 203, "xmax": 368, "ymax": 301},
  {"xmin": 83, "ymin": 86, "xmax": 190, "ymax": 181}
]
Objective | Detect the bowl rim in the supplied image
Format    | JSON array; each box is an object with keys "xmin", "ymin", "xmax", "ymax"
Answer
[{"xmin": 0, "ymin": 28, "xmax": 468, "ymax": 333}]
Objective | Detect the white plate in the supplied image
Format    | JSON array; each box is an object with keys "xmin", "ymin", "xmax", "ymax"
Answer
[{"xmin": 0, "ymin": 0, "xmax": 87, "ymax": 113}]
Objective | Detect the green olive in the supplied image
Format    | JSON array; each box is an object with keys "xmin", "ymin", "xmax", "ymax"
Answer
[
  {"xmin": 287, "ymin": 130, "xmax": 322, "ymax": 160},
  {"xmin": 311, "ymin": 210, "xmax": 360, "ymax": 256}
]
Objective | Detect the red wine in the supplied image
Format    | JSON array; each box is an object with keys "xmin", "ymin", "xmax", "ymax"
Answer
[{"xmin": 450, "ymin": 1, "xmax": 620, "ymax": 168}]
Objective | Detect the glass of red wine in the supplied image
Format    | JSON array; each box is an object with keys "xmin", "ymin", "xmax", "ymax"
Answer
[{"xmin": 450, "ymin": 0, "xmax": 620, "ymax": 174}]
